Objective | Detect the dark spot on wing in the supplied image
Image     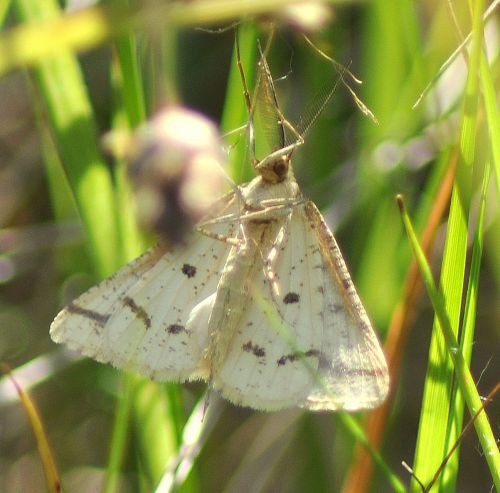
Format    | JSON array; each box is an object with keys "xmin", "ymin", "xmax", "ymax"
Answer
[
  {"xmin": 277, "ymin": 355, "xmax": 289, "ymax": 366},
  {"xmin": 67, "ymin": 302, "xmax": 110, "ymax": 326},
  {"xmin": 283, "ymin": 292, "xmax": 300, "ymax": 304},
  {"xmin": 123, "ymin": 296, "xmax": 151, "ymax": 329},
  {"xmin": 182, "ymin": 263, "xmax": 196, "ymax": 278},
  {"xmin": 277, "ymin": 349, "xmax": 320, "ymax": 366},
  {"xmin": 326, "ymin": 301, "xmax": 344, "ymax": 314},
  {"xmin": 242, "ymin": 341, "xmax": 266, "ymax": 358},
  {"xmin": 305, "ymin": 349, "xmax": 321, "ymax": 358},
  {"xmin": 167, "ymin": 324, "xmax": 185, "ymax": 334}
]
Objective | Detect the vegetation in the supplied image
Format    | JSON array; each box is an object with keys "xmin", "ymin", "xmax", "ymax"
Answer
[{"xmin": 0, "ymin": 1, "xmax": 498, "ymax": 492}]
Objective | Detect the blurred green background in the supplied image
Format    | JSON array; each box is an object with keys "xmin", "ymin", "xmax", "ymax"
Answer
[{"xmin": 0, "ymin": 1, "xmax": 498, "ymax": 492}]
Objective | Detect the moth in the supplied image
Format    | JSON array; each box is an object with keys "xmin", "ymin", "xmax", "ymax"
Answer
[{"xmin": 50, "ymin": 42, "xmax": 389, "ymax": 412}]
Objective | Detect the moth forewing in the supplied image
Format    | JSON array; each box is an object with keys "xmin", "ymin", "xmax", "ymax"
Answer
[
  {"xmin": 50, "ymin": 193, "xmax": 240, "ymax": 382},
  {"xmin": 302, "ymin": 202, "xmax": 389, "ymax": 410}
]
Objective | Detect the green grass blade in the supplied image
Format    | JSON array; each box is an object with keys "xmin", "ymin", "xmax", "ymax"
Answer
[
  {"xmin": 110, "ymin": 28, "xmax": 147, "ymax": 261},
  {"xmin": 338, "ymin": 413, "xmax": 406, "ymax": 493},
  {"xmin": 13, "ymin": 0, "xmax": 119, "ymax": 278},
  {"xmin": 113, "ymin": 33, "xmax": 146, "ymax": 129},
  {"xmin": 478, "ymin": 33, "xmax": 500, "ymax": 316},
  {"xmin": 37, "ymin": 109, "xmax": 91, "ymax": 275},
  {"xmin": 398, "ymin": 195, "xmax": 500, "ymax": 491},
  {"xmin": 0, "ymin": 0, "xmax": 11, "ymax": 27},
  {"xmin": 439, "ymin": 35, "xmax": 498, "ymax": 491},
  {"xmin": 131, "ymin": 380, "xmax": 183, "ymax": 490},
  {"xmin": 220, "ymin": 22, "xmax": 257, "ymax": 182},
  {"xmin": 409, "ymin": 185, "xmax": 468, "ymax": 493},
  {"xmin": 102, "ymin": 56, "xmax": 143, "ymax": 493},
  {"xmin": 103, "ymin": 374, "xmax": 135, "ymax": 493},
  {"xmin": 409, "ymin": 0, "xmax": 487, "ymax": 490},
  {"xmin": 479, "ymin": 53, "xmax": 500, "ymax": 206},
  {"xmin": 442, "ymin": 161, "xmax": 491, "ymax": 491}
]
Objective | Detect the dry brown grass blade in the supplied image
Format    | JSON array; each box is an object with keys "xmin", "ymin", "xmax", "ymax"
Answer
[{"xmin": 1, "ymin": 363, "xmax": 62, "ymax": 493}]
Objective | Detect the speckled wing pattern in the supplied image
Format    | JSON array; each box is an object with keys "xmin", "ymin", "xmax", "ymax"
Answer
[
  {"xmin": 212, "ymin": 202, "xmax": 388, "ymax": 411},
  {"xmin": 50, "ymin": 194, "xmax": 239, "ymax": 381},
  {"xmin": 51, "ymin": 184, "xmax": 389, "ymax": 411}
]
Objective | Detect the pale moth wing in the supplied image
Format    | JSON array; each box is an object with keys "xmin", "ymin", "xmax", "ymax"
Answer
[
  {"xmin": 50, "ymin": 193, "xmax": 239, "ymax": 381},
  {"xmin": 212, "ymin": 201, "xmax": 388, "ymax": 411},
  {"xmin": 302, "ymin": 202, "xmax": 388, "ymax": 410}
]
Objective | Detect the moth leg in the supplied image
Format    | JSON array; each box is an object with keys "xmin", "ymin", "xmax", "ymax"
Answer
[
  {"xmin": 250, "ymin": 212, "xmax": 293, "ymax": 320},
  {"xmin": 200, "ymin": 198, "xmax": 302, "ymax": 228},
  {"xmin": 259, "ymin": 197, "xmax": 306, "ymax": 208},
  {"xmin": 239, "ymin": 203, "xmax": 296, "ymax": 222},
  {"xmin": 194, "ymin": 225, "xmax": 241, "ymax": 246},
  {"xmin": 252, "ymin": 213, "xmax": 321, "ymax": 380}
]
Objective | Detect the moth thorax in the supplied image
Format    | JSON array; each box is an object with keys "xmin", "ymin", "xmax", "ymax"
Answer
[{"xmin": 260, "ymin": 154, "xmax": 291, "ymax": 183}]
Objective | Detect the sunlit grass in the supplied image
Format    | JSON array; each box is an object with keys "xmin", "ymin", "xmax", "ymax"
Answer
[{"xmin": 0, "ymin": 0, "xmax": 498, "ymax": 492}]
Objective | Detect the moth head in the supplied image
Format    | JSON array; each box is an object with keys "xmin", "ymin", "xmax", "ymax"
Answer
[{"xmin": 257, "ymin": 153, "xmax": 291, "ymax": 183}]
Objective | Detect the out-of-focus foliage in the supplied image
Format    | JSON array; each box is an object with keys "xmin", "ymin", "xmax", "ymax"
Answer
[{"xmin": 0, "ymin": 1, "xmax": 498, "ymax": 492}]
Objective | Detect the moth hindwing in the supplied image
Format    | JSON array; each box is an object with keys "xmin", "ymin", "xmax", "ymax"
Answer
[{"xmin": 50, "ymin": 39, "xmax": 389, "ymax": 412}]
